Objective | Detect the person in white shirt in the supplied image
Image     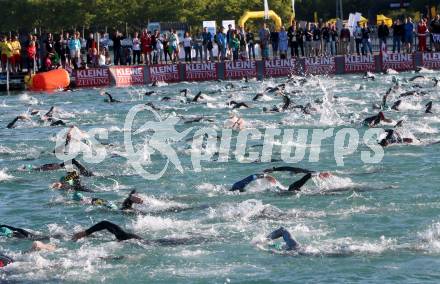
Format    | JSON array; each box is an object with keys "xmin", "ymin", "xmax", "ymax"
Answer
[
  {"xmin": 132, "ymin": 32, "xmax": 141, "ymax": 65},
  {"xmin": 183, "ymin": 32, "xmax": 192, "ymax": 62}
]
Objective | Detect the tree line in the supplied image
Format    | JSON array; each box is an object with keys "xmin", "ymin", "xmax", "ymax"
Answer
[{"xmin": 2, "ymin": 0, "xmax": 438, "ymax": 33}]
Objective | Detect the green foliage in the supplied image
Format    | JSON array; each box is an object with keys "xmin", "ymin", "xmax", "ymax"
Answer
[{"xmin": 0, "ymin": 0, "xmax": 437, "ymax": 33}]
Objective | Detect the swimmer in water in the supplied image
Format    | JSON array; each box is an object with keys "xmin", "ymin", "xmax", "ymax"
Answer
[
  {"xmin": 51, "ymin": 171, "xmax": 93, "ymax": 192},
  {"xmin": 101, "ymin": 91, "xmax": 121, "ymax": 103},
  {"xmin": 266, "ymin": 227, "xmax": 300, "ymax": 251},
  {"xmin": 263, "ymin": 166, "xmax": 332, "ymax": 192},
  {"xmin": 6, "ymin": 114, "xmax": 30, "ymax": 129},
  {"xmin": 226, "ymin": 114, "xmax": 245, "ymax": 130},
  {"xmin": 363, "ymin": 111, "xmax": 392, "ymax": 127},
  {"xmin": 425, "ymin": 101, "xmax": 433, "ymax": 114},
  {"xmin": 71, "ymin": 220, "xmax": 208, "ymax": 246},
  {"xmin": 230, "ymin": 174, "xmax": 278, "ymax": 192},
  {"xmin": 72, "ymin": 190, "xmax": 144, "ymax": 212},
  {"xmin": 229, "ymin": 101, "xmax": 250, "ymax": 110},
  {"xmin": 378, "ymin": 129, "xmax": 414, "ymax": 147},
  {"xmin": 21, "ymin": 158, "xmax": 93, "ymax": 176}
]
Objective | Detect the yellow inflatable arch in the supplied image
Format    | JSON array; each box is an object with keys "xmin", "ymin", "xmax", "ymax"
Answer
[{"xmin": 238, "ymin": 10, "xmax": 282, "ymax": 30}]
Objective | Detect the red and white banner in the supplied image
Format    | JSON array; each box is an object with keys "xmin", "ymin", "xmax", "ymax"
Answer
[
  {"xmin": 225, "ymin": 61, "xmax": 257, "ymax": 79},
  {"xmin": 149, "ymin": 64, "xmax": 180, "ymax": 82},
  {"xmin": 109, "ymin": 66, "xmax": 145, "ymax": 87},
  {"xmin": 75, "ymin": 68, "xmax": 110, "ymax": 87},
  {"xmin": 184, "ymin": 63, "xmax": 218, "ymax": 81},
  {"xmin": 422, "ymin": 52, "xmax": 440, "ymax": 69},
  {"xmin": 264, "ymin": 58, "xmax": 296, "ymax": 77},
  {"xmin": 382, "ymin": 53, "xmax": 414, "ymax": 71},
  {"xmin": 344, "ymin": 54, "xmax": 375, "ymax": 73},
  {"xmin": 304, "ymin": 57, "xmax": 336, "ymax": 75}
]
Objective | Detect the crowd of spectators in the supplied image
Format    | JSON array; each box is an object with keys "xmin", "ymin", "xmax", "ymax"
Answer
[{"xmin": 1, "ymin": 14, "xmax": 440, "ymax": 73}]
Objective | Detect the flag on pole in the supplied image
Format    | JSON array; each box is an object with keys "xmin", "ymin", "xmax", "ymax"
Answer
[{"xmin": 264, "ymin": 0, "xmax": 269, "ymax": 20}]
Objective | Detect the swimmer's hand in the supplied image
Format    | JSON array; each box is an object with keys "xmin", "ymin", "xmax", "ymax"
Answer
[{"xmin": 72, "ymin": 231, "xmax": 87, "ymax": 241}]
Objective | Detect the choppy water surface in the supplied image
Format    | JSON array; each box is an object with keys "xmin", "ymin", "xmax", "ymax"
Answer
[{"xmin": 1, "ymin": 71, "xmax": 440, "ymax": 283}]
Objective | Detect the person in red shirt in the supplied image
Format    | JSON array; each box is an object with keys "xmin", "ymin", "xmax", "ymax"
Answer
[
  {"xmin": 26, "ymin": 36, "xmax": 37, "ymax": 75},
  {"xmin": 141, "ymin": 30, "xmax": 152, "ymax": 65},
  {"xmin": 417, "ymin": 19, "xmax": 428, "ymax": 52}
]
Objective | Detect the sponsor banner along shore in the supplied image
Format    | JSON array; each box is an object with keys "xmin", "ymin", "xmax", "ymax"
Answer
[
  {"xmin": 149, "ymin": 64, "xmax": 180, "ymax": 82},
  {"xmin": 382, "ymin": 53, "xmax": 414, "ymax": 71},
  {"xmin": 225, "ymin": 61, "xmax": 257, "ymax": 79},
  {"xmin": 109, "ymin": 66, "xmax": 145, "ymax": 87},
  {"xmin": 344, "ymin": 54, "xmax": 375, "ymax": 73},
  {"xmin": 422, "ymin": 52, "xmax": 440, "ymax": 69},
  {"xmin": 304, "ymin": 57, "xmax": 336, "ymax": 75},
  {"xmin": 264, "ymin": 58, "xmax": 297, "ymax": 77},
  {"xmin": 184, "ymin": 62, "xmax": 218, "ymax": 81},
  {"xmin": 74, "ymin": 68, "xmax": 110, "ymax": 87}
]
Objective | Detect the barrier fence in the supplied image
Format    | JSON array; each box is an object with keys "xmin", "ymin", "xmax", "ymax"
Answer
[{"xmin": 73, "ymin": 52, "xmax": 440, "ymax": 88}]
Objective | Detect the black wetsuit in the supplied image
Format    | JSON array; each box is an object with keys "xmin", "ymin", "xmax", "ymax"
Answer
[
  {"xmin": 0, "ymin": 225, "xmax": 52, "ymax": 241},
  {"xmin": 267, "ymin": 227, "xmax": 300, "ymax": 250},
  {"xmin": 82, "ymin": 221, "xmax": 207, "ymax": 246}
]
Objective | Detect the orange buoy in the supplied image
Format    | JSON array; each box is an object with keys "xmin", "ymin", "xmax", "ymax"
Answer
[{"xmin": 30, "ymin": 69, "xmax": 70, "ymax": 91}]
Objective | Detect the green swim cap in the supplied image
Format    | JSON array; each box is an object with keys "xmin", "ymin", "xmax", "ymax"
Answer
[
  {"xmin": 72, "ymin": 192, "xmax": 84, "ymax": 201},
  {"xmin": 0, "ymin": 227, "xmax": 13, "ymax": 238},
  {"xmin": 27, "ymin": 164, "xmax": 33, "ymax": 170},
  {"xmin": 67, "ymin": 179, "xmax": 74, "ymax": 186},
  {"xmin": 268, "ymin": 243, "xmax": 283, "ymax": 250}
]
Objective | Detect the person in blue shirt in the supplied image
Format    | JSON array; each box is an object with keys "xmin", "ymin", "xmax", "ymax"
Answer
[
  {"xmin": 216, "ymin": 27, "xmax": 227, "ymax": 62},
  {"xmin": 403, "ymin": 17, "xmax": 414, "ymax": 53}
]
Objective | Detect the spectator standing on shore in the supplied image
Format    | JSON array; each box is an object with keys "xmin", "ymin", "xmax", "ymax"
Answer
[
  {"xmin": 304, "ymin": 23, "xmax": 313, "ymax": 57},
  {"xmin": 183, "ymin": 31, "xmax": 192, "ymax": 63},
  {"xmin": 287, "ymin": 21, "xmax": 297, "ymax": 57},
  {"xmin": 86, "ymin": 33, "xmax": 96, "ymax": 66},
  {"xmin": 26, "ymin": 36, "xmax": 36, "ymax": 74},
  {"xmin": 162, "ymin": 34, "xmax": 170, "ymax": 63},
  {"xmin": 11, "ymin": 35, "xmax": 21, "ymax": 72},
  {"xmin": 33, "ymin": 35, "xmax": 41, "ymax": 70},
  {"xmin": 226, "ymin": 24, "xmax": 234, "ymax": 58},
  {"xmin": 378, "ymin": 21, "xmax": 390, "ymax": 53},
  {"xmin": 361, "ymin": 23, "xmax": 373, "ymax": 55},
  {"xmin": 321, "ymin": 23, "xmax": 330, "ymax": 55},
  {"xmin": 417, "ymin": 19, "xmax": 428, "ymax": 52},
  {"xmin": 54, "ymin": 34, "xmax": 66, "ymax": 68},
  {"xmin": 216, "ymin": 27, "xmax": 227, "ymax": 61},
  {"xmin": 69, "ymin": 32, "xmax": 81, "ymax": 69},
  {"xmin": 354, "ymin": 22, "xmax": 363, "ymax": 55},
  {"xmin": 170, "ymin": 29, "xmax": 180, "ymax": 63},
  {"xmin": 246, "ymin": 27, "xmax": 255, "ymax": 60},
  {"xmin": 329, "ymin": 25, "xmax": 337, "ymax": 56},
  {"xmin": 312, "ymin": 23, "xmax": 322, "ymax": 56},
  {"xmin": 141, "ymin": 31, "xmax": 152, "ymax": 65},
  {"xmin": 403, "ymin": 17, "xmax": 414, "ymax": 53},
  {"xmin": 230, "ymin": 32, "xmax": 240, "ymax": 61},
  {"xmin": 64, "ymin": 32, "xmax": 70, "ymax": 67},
  {"xmin": 278, "ymin": 26, "xmax": 288, "ymax": 59},
  {"xmin": 202, "ymin": 27, "xmax": 213, "ymax": 62},
  {"xmin": 44, "ymin": 33, "xmax": 54, "ymax": 58},
  {"xmin": 271, "ymin": 27, "xmax": 279, "ymax": 58},
  {"xmin": 296, "ymin": 23, "xmax": 305, "ymax": 57},
  {"xmin": 259, "ymin": 23, "xmax": 270, "ymax": 60},
  {"xmin": 194, "ymin": 32, "xmax": 203, "ymax": 62},
  {"xmin": 339, "ymin": 24, "xmax": 351, "ymax": 55},
  {"xmin": 112, "ymin": 30, "xmax": 124, "ymax": 65},
  {"xmin": 1, "ymin": 36, "xmax": 13, "ymax": 73},
  {"xmin": 132, "ymin": 32, "xmax": 141, "ymax": 65},
  {"xmin": 392, "ymin": 19, "xmax": 403, "ymax": 53},
  {"xmin": 151, "ymin": 30, "xmax": 158, "ymax": 64},
  {"xmin": 238, "ymin": 26, "xmax": 247, "ymax": 60},
  {"xmin": 156, "ymin": 33, "xmax": 164, "ymax": 64},
  {"xmin": 430, "ymin": 15, "xmax": 440, "ymax": 51}
]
